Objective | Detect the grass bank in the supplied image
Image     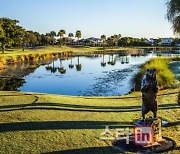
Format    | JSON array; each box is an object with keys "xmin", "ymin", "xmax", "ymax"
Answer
[
  {"xmin": 0, "ymin": 46, "xmax": 73, "ymax": 71},
  {"xmin": 0, "ymin": 46, "xmax": 127, "ymax": 70},
  {"xmin": 133, "ymin": 57, "xmax": 180, "ymax": 91},
  {"xmin": 0, "ymin": 89, "xmax": 179, "ymax": 153},
  {"xmin": 0, "ymin": 45, "xmax": 143, "ymax": 71},
  {"xmin": 1, "ymin": 45, "xmax": 179, "ymax": 70}
]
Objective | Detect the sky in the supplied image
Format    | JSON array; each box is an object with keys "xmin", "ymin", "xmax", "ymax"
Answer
[{"xmin": 0, "ymin": 0, "xmax": 176, "ymax": 39}]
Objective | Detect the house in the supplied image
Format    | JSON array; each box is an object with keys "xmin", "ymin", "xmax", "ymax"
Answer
[
  {"xmin": 86, "ymin": 37, "xmax": 103, "ymax": 46},
  {"xmin": 175, "ymin": 43, "xmax": 180, "ymax": 47},
  {"xmin": 149, "ymin": 38, "xmax": 173, "ymax": 46},
  {"xmin": 160, "ymin": 38, "xmax": 173, "ymax": 46},
  {"xmin": 149, "ymin": 38, "xmax": 156, "ymax": 46}
]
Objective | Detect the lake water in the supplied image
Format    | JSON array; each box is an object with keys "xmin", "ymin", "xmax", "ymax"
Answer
[{"xmin": 18, "ymin": 54, "xmax": 156, "ymax": 96}]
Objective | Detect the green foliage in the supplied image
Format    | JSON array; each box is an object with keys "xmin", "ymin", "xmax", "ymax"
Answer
[
  {"xmin": 0, "ymin": 18, "xmax": 23, "ymax": 53},
  {"xmin": 133, "ymin": 57, "xmax": 179, "ymax": 90},
  {"xmin": 0, "ymin": 78, "xmax": 25, "ymax": 91},
  {"xmin": 68, "ymin": 33, "xmax": 74, "ymax": 38},
  {"xmin": 0, "ymin": 24, "xmax": 5, "ymax": 39},
  {"xmin": 50, "ymin": 31, "xmax": 56, "ymax": 37},
  {"xmin": 58, "ymin": 29, "xmax": 66, "ymax": 38},
  {"xmin": 167, "ymin": 0, "xmax": 180, "ymax": 34},
  {"xmin": 100, "ymin": 34, "xmax": 106, "ymax": 41},
  {"xmin": 75, "ymin": 30, "xmax": 81, "ymax": 39}
]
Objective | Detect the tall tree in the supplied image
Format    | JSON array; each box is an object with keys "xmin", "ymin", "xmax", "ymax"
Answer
[
  {"xmin": 50, "ymin": 31, "xmax": 56, "ymax": 46},
  {"xmin": 68, "ymin": 33, "xmax": 74, "ymax": 44},
  {"xmin": 0, "ymin": 24, "xmax": 4, "ymax": 40},
  {"xmin": 45, "ymin": 33, "xmax": 52, "ymax": 45},
  {"xmin": 22, "ymin": 30, "xmax": 30, "ymax": 51},
  {"xmin": 101, "ymin": 35, "xmax": 106, "ymax": 46},
  {"xmin": 75, "ymin": 30, "xmax": 82, "ymax": 44},
  {"xmin": 106, "ymin": 36, "xmax": 114, "ymax": 46},
  {"xmin": 58, "ymin": 29, "xmax": 66, "ymax": 46},
  {"xmin": 167, "ymin": 0, "xmax": 180, "ymax": 34},
  {"xmin": 41, "ymin": 34, "xmax": 48, "ymax": 46},
  {"xmin": 34, "ymin": 31, "xmax": 42, "ymax": 46},
  {"xmin": 68, "ymin": 33, "xmax": 74, "ymax": 38},
  {"xmin": 28, "ymin": 31, "xmax": 37, "ymax": 47},
  {"xmin": 113, "ymin": 34, "xmax": 121, "ymax": 46},
  {"xmin": 0, "ymin": 18, "xmax": 23, "ymax": 54},
  {"xmin": 123, "ymin": 37, "xmax": 131, "ymax": 46}
]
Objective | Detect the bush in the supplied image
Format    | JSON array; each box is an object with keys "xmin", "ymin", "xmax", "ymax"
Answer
[{"xmin": 133, "ymin": 57, "xmax": 179, "ymax": 91}]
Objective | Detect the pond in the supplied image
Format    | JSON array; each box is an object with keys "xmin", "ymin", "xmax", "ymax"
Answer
[
  {"xmin": 18, "ymin": 53, "xmax": 155, "ymax": 96},
  {"xmin": 0, "ymin": 52, "xmax": 179, "ymax": 96}
]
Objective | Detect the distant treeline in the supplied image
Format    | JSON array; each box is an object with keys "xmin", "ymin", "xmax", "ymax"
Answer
[
  {"xmin": 0, "ymin": 18, "xmax": 82, "ymax": 53},
  {"xmin": 0, "ymin": 18, "xmax": 180, "ymax": 54}
]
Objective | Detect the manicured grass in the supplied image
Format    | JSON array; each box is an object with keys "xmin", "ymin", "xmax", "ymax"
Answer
[{"xmin": 0, "ymin": 88, "xmax": 179, "ymax": 153}]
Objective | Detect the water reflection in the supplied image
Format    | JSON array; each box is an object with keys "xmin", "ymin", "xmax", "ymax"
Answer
[
  {"xmin": 101, "ymin": 54, "xmax": 106, "ymax": 67},
  {"xmin": 76, "ymin": 56, "xmax": 82, "ymax": 71},
  {"xmin": 106, "ymin": 54, "xmax": 115, "ymax": 65},
  {"xmin": 45, "ymin": 61, "xmax": 57, "ymax": 73},
  {"xmin": 120, "ymin": 56, "xmax": 129, "ymax": 64},
  {"xmin": 0, "ymin": 77, "xmax": 25, "ymax": 91},
  {"xmin": 69, "ymin": 58, "xmax": 74, "ymax": 69},
  {"xmin": 0, "ymin": 52, "xmax": 179, "ymax": 95},
  {"xmin": 58, "ymin": 59, "xmax": 66, "ymax": 74}
]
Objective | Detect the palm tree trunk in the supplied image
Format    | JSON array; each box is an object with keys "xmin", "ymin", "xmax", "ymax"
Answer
[
  {"xmin": 22, "ymin": 43, "xmax": 25, "ymax": 51},
  {"xmin": 1, "ymin": 44, "xmax": 5, "ymax": 54},
  {"xmin": 60, "ymin": 37, "xmax": 62, "ymax": 47}
]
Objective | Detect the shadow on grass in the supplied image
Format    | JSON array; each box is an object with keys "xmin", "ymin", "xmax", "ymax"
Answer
[
  {"xmin": 84, "ymin": 91, "xmax": 179, "ymax": 100},
  {"xmin": 45, "ymin": 146, "xmax": 118, "ymax": 154},
  {"xmin": 0, "ymin": 102, "xmax": 179, "ymax": 113},
  {"xmin": 165, "ymin": 121, "xmax": 180, "ymax": 127},
  {"xmin": 0, "ymin": 121, "xmax": 133, "ymax": 132}
]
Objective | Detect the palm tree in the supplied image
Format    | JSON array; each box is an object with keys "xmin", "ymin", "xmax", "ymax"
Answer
[
  {"xmin": 167, "ymin": 0, "xmax": 180, "ymax": 34},
  {"xmin": 124, "ymin": 37, "xmax": 131, "ymax": 46},
  {"xmin": 50, "ymin": 31, "xmax": 56, "ymax": 46},
  {"xmin": 101, "ymin": 35, "xmax": 106, "ymax": 46},
  {"xmin": 113, "ymin": 34, "xmax": 121, "ymax": 46},
  {"xmin": 68, "ymin": 33, "xmax": 74, "ymax": 38},
  {"xmin": 58, "ymin": 29, "xmax": 66, "ymax": 46},
  {"xmin": 68, "ymin": 33, "xmax": 74, "ymax": 45},
  {"xmin": 75, "ymin": 30, "xmax": 81, "ymax": 45}
]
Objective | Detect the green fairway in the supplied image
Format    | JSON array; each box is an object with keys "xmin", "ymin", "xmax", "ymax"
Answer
[
  {"xmin": 0, "ymin": 89, "xmax": 179, "ymax": 153},
  {"xmin": 0, "ymin": 46, "xmax": 135, "ymax": 69}
]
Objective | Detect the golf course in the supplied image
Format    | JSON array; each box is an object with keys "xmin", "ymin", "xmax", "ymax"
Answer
[
  {"xmin": 0, "ymin": 0, "xmax": 180, "ymax": 152},
  {"xmin": 0, "ymin": 46, "xmax": 179, "ymax": 153},
  {"xmin": 0, "ymin": 88, "xmax": 179, "ymax": 153}
]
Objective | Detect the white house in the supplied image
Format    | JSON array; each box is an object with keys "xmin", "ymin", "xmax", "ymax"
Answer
[
  {"xmin": 160, "ymin": 38, "xmax": 173, "ymax": 46},
  {"xmin": 87, "ymin": 37, "xmax": 103, "ymax": 46}
]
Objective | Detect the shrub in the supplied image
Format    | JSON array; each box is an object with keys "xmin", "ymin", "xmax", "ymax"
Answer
[{"xmin": 133, "ymin": 57, "xmax": 178, "ymax": 91}]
